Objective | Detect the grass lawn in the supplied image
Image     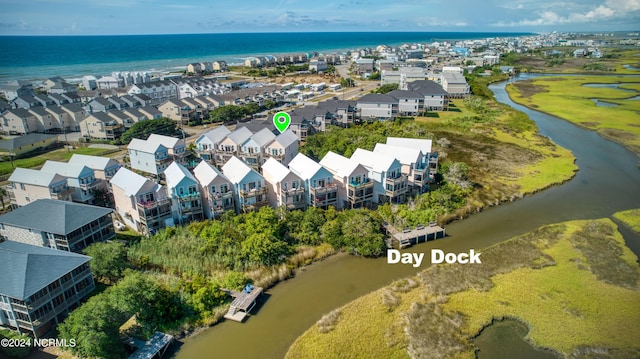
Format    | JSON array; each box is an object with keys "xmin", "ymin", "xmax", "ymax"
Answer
[
  {"xmin": 0, "ymin": 146, "xmax": 121, "ymax": 177},
  {"xmin": 613, "ymin": 209, "xmax": 640, "ymax": 235},
  {"xmin": 507, "ymin": 75, "xmax": 640, "ymax": 154},
  {"xmin": 286, "ymin": 218, "xmax": 640, "ymax": 358}
]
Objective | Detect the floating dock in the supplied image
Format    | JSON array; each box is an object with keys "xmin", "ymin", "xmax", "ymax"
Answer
[
  {"xmin": 385, "ymin": 222, "xmax": 446, "ymax": 248},
  {"xmin": 223, "ymin": 285, "xmax": 263, "ymax": 322}
]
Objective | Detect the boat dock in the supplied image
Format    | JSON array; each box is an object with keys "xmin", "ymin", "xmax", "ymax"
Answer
[
  {"xmin": 385, "ymin": 222, "xmax": 446, "ymax": 248},
  {"xmin": 127, "ymin": 332, "xmax": 173, "ymax": 359},
  {"xmin": 223, "ymin": 285, "xmax": 263, "ymax": 322}
]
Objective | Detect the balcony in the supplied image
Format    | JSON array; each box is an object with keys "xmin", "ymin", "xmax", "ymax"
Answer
[
  {"xmin": 281, "ymin": 187, "xmax": 305, "ymax": 210},
  {"xmin": 50, "ymin": 186, "xmax": 73, "ymax": 200},
  {"xmin": 155, "ymin": 156, "xmax": 172, "ymax": 166},
  {"xmin": 347, "ymin": 180, "xmax": 374, "ymax": 204},
  {"xmin": 211, "ymin": 191, "xmax": 234, "ymax": 200},
  {"xmin": 240, "ymin": 187, "xmax": 267, "ymax": 199},
  {"xmin": 78, "ymin": 180, "xmax": 98, "ymax": 191},
  {"xmin": 136, "ymin": 198, "xmax": 172, "ymax": 223},
  {"xmin": 385, "ymin": 174, "xmax": 409, "ymax": 198}
]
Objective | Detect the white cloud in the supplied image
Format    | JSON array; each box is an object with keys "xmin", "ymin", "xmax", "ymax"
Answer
[
  {"xmin": 415, "ymin": 17, "xmax": 468, "ymax": 27},
  {"xmin": 492, "ymin": 0, "xmax": 639, "ymax": 27}
]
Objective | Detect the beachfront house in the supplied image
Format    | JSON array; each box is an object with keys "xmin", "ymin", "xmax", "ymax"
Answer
[
  {"xmin": 0, "ymin": 241, "xmax": 95, "ymax": 338},
  {"xmin": 222, "ymin": 156, "xmax": 268, "ymax": 213},
  {"xmin": 110, "ymin": 167, "xmax": 172, "ymax": 234},
  {"xmin": 0, "ymin": 199, "xmax": 115, "ymax": 253},
  {"xmin": 288, "ymin": 153, "xmax": 338, "ymax": 209},
  {"xmin": 350, "ymin": 148, "xmax": 408, "ymax": 204},
  {"xmin": 319, "ymin": 151, "xmax": 374, "ymax": 209},
  {"xmin": 164, "ymin": 162, "xmax": 203, "ymax": 224},
  {"xmin": 262, "ymin": 158, "xmax": 306, "ymax": 210},
  {"xmin": 193, "ymin": 161, "xmax": 235, "ymax": 219}
]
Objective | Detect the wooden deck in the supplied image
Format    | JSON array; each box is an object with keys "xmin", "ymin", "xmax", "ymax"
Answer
[
  {"xmin": 385, "ymin": 222, "xmax": 446, "ymax": 248},
  {"xmin": 128, "ymin": 332, "xmax": 173, "ymax": 359},
  {"xmin": 223, "ymin": 286, "xmax": 263, "ymax": 322}
]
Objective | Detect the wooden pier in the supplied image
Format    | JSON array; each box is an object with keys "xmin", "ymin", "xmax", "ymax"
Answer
[
  {"xmin": 223, "ymin": 285, "xmax": 263, "ymax": 322},
  {"xmin": 385, "ymin": 222, "xmax": 446, "ymax": 248},
  {"xmin": 128, "ymin": 332, "xmax": 173, "ymax": 359}
]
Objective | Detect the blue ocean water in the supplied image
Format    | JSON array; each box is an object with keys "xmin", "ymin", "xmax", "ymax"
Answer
[{"xmin": 0, "ymin": 32, "xmax": 531, "ymax": 82}]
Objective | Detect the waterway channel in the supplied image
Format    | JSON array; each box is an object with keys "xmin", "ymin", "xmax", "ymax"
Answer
[{"xmin": 175, "ymin": 74, "xmax": 640, "ymax": 359}]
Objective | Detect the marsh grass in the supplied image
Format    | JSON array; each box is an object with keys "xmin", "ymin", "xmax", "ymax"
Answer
[
  {"xmin": 317, "ymin": 310, "xmax": 341, "ymax": 334},
  {"xmin": 613, "ymin": 209, "xmax": 640, "ymax": 234}
]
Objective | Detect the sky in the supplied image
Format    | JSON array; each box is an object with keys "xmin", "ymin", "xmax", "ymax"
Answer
[{"xmin": 0, "ymin": 0, "xmax": 638, "ymax": 36}]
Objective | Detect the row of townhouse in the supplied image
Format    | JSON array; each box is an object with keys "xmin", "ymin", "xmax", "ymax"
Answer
[
  {"xmin": 186, "ymin": 61, "xmax": 228, "ymax": 74},
  {"xmin": 80, "ymin": 106, "xmax": 162, "ymax": 140},
  {"xmin": 114, "ymin": 135, "xmax": 438, "ymax": 234},
  {"xmin": 85, "ymin": 93, "xmax": 154, "ymax": 112},
  {"xmin": 7, "ymin": 154, "xmax": 121, "ymax": 208},
  {"xmin": 10, "ymin": 92, "xmax": 81, "ymax": 109},
  {"xmin": 195, "ymin": 125, "xmax": 299, "ymax": 170},
  {"xmin": 1, "ymin": 104, "xmax": 87, "ymax": 135}
]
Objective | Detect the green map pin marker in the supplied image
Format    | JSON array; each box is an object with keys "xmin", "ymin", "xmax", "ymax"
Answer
[{"xmin": 273, "ymin": 111, "xmax": 291, "ymax": 133}]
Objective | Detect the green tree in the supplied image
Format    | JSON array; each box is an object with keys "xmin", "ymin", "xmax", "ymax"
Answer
[
  {"xmin": 371, "ymin": 83, "xmax": 398, "ymax": 94},
  {"xmin": 58, "ymin": 296, "xmax": 128, "ymax": 358},
  {"xmin": 83, "ymin": 242, "xmax": 129, "ymax": 284},
  {"xmin": 119, "ymin": 118, "xmax": 179, "ymax": 145},
  {"xmin": 340, "ymin": 77, "xmax": 355, "ymax": 88},
  {"xmin": 341, "ymin": 211, "xmax": 386, "ymax": 257},
  {"xmin": 368, "ymin": 72, "xmax": 381, "ymax": 80},
  {"xmin": 209, "ymin": 105, "xmax": 244, "ymax": 123}
]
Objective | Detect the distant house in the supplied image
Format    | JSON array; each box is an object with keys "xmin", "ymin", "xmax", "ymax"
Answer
[
  {"xmin": 193, "ymin": 161, "xmax": 235, "ymax": 219},
  {"xmin": 380, "ymin": 67, "xmax": 427, "ymax": 88},
  {"xmin": 356, "ymin": 94, "xmax": 397, "ymax": 120},
  {"xmin": 222, "ymin": 156, "xmax": 268, "ymax": 213},
  {"xmin": 49, "ymin": 82, "xmax": 76, "ymax": 95},
  {"xmin": 96, "ymin": 76, "xmax": 123, "ymax": 90},
  {"xmin": 354, "ymin": 58, "xmax": 374, "ymax": 75},
  {"xmin": 407, "ymin": 80, "xmax": 448, "ymax": 111},
  {"xmin": 110, "ymin": 167, "xmax": 172, "ymax": 234},
  {"xmin": 288, "ymin": 153, "xmax": 338, "ymax": 209},
  {"xmin": 0, "ymin": 240, "xmax": 95, "ymax": 338},
  {"xmin": 82, "ymin": 75, "xmax": 98, "ymax": 91},
  {"xmin": 262, "ymin": 158, "xmax": 306, "ymax": 210},
  {"xmin": 164, "ymin": 162, "xmax": 204, "ymax": 224},
  {"xmin": 212, "ymin": 60, "xmax": 227, "ymax": 72},
  {"xmin": 319, "ymin": 151, "xmax": 374, "ymax": 209},
  {"xmin": 350, "ymin": 148, "xmax": 408, "ymax": 204},
  {"xmin": 309, "ymin": 59, "xmax": 328, "ymax": 72},
  {"xmin": 187, "ymin": 63, "xmax": 202, "ymax": 74},
  {"xmin": 0, "ymin": 199, "xmax": 115, "ymax": 252},
  {"xmin": 80, "ymin": 112, "xmax": 123, "ymax": 140},
  {"xmin": 0, "ymin": 133, "xmax": 56, "ymax": 158},
  {"xmin": 440, "ymin": 72, "xmax": 469, "ymax": 98},
  {"xmin": 127, "ymin": 80, "xmax": 179, "ymax": 106}
]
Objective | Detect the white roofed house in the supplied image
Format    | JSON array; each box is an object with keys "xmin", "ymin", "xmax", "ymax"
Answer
[
  {"xmin": 193, "ymin": 161, "xmax": 235, "ymax": 219},
  {"xmin": 262, "ymin": 158, "xmax": 305, "ymax": 210},
  {"xmin": 127, "ymin": 138, "xmax": 171, "ymax": 176},
  {"xmin": 195, "ymin": 125, "xmax": 231, "ymax": 163},
  {"xmin": 68, "ymin": 154, "xmax": 122, "ymax": 181},
  {"xmin": 386, "ymin": 137, "xmax": 438, "ymax": 186},
  {"xmin": 374, "ymin": 143, "xmax": 429, "ymax": 194},
  {"xmin": 288, "ymin": 153, "xmax": 338, "ymax": 209},
  {"xmin": 319, "ymin": 151, "xmax": 374, "ymax": 209},
  {"xmin": 350, "ymin": 148, "xmax": 408, "ymax": 204},
  {"xmin": 7, "ymin": 168, "xmax": 73, "ymax": 208},
  {"xmin": 215, "ymin": 126, "xmax": 252, "ymax": 167},
  {"xmin": 265, "ymin": 129, "xmax": 298, "ymax": 166},
  {"xmin": 440, "ymin": 72, "xmax": 469, "ymax": 99},
  {"xmin": 110, "ymin": 167, "xmax": 172, "ymax": 234},
  {"xmin": 41, "ymin": 161, "xmax": 99, "ymax": 205},
  {"xmin": 240, "ymin": 128, "xmax": 276, "ymax": 170},
  {"xmin": 222, "ymin": 156, "xmax": 268, "ymax": 213}
]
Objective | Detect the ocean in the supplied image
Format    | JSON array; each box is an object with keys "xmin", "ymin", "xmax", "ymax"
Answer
[{"xmin": 0, "ymin": 32, "xmax": 531, "ymax": 82}]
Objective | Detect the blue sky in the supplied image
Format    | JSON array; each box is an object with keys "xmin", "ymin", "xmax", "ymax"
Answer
[{"xmin": 1, "ymin": 0, "xmax": 638, "ymax": 35}]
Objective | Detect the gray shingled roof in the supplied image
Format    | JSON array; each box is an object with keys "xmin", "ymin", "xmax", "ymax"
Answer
[
  {"xmin": 0, "ymin": 199, "xmax": 112, "ymax": 235},
  {"xmin": 0, "ymin": 240, "xmax": 91, "ymax": 300},
  {"xmin": 357, "ymin": 93, "xmax": 398, "ymax": 104},
  {"xmin": 407, "ymin": 80, "xmax": 448, "ymax": 96},
  {"xmin": 0, "ymin": 133, "xmax": 56, "ymax": 151}
]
